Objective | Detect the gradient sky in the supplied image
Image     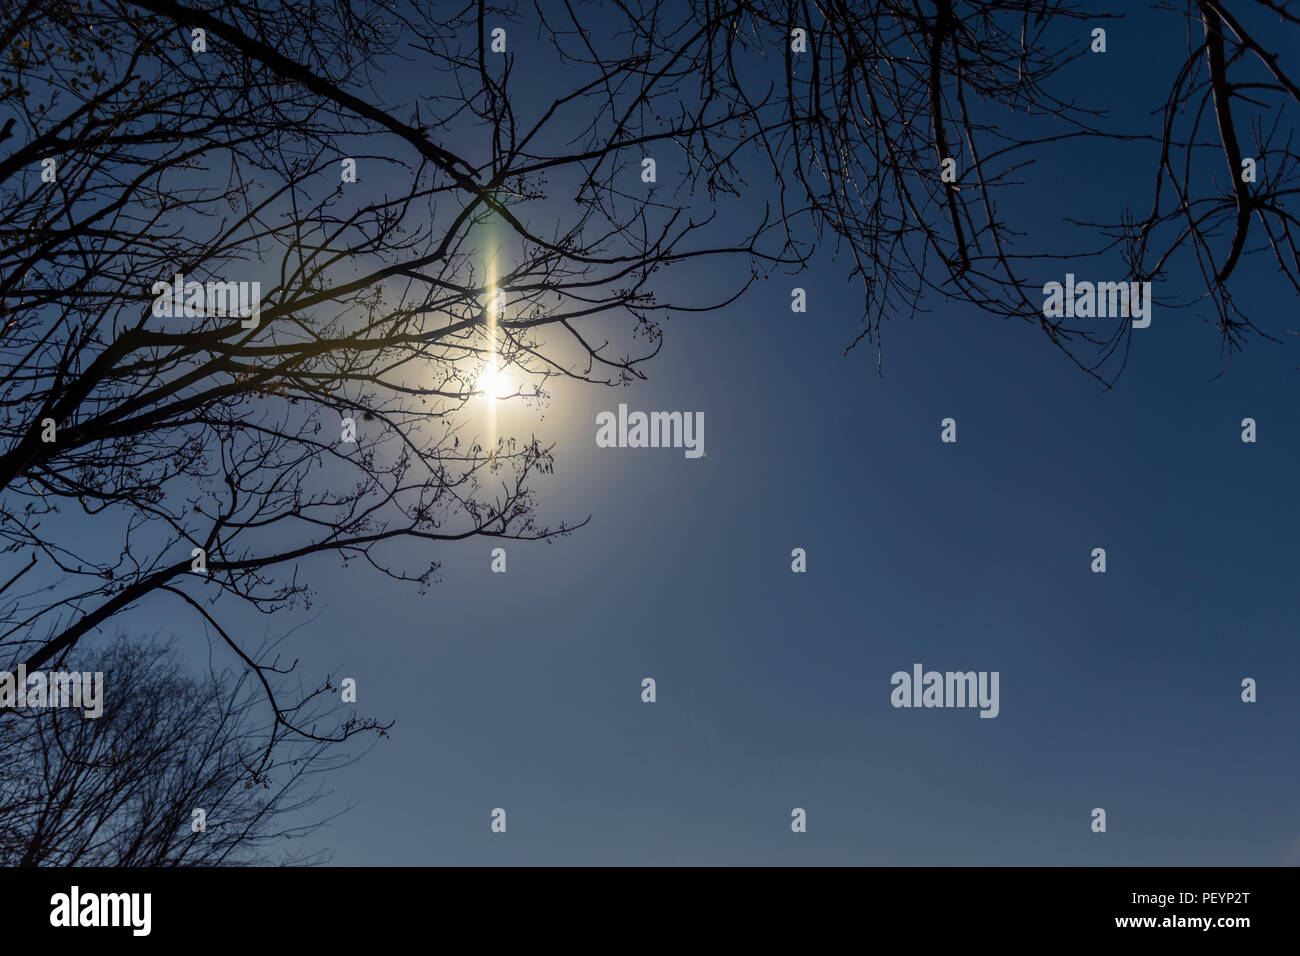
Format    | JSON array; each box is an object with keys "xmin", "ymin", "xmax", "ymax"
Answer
[{"xmin": 72, "ymin": 2, "xmax": 1300, "ymax": 865}]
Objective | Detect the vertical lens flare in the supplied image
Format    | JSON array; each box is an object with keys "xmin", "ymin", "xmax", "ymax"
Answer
[
  {"xmin": 479, "ymin": 258, "xmax": 506, "ymax": 467},
  {"xmin": 478, "ymin": 263, "xmax": 515, "ymax": 400}
]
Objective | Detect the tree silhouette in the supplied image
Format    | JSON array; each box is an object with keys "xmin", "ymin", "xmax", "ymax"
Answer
[
  {"xmin": 0, "ymin": 634, "xmax": 361, "ymax": 865},
  {"xmin": 695, "ymin": 0, "xmax": 1299, "ymax": 379},
  {"xmin": 0, "ymin": 0, "xmax": 795, "ymax": 733},
  {"xmin": 1, "ymin": 0, "xmax": 1296, "ymax": 860}
]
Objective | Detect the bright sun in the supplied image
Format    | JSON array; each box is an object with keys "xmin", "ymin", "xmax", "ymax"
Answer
[{"xmin": 475, "ymin": 362, "xmax": 515, "ymax": 400}]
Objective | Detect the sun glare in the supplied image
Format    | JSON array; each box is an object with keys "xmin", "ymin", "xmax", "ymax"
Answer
[{"xmin": 475, "ymin": 361, "xmax": 515, "ymax": 400}]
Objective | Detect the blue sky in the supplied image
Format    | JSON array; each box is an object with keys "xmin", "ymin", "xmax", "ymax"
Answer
[
  {"xmin": 282, "ymin": 2, "xmax": 1300, "ymax": 866},
  {"xmin": 283, "ymin": 260, "xmax": 1299, "ymax": 863},
  {"xmin": 55, "ymin": 1, "xmax": 1299, "ymax": 865}
]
